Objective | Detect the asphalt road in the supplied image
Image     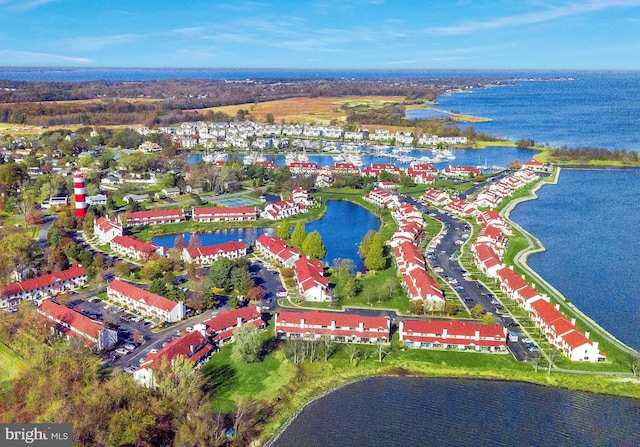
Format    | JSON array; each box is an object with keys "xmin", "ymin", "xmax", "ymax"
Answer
[{"xmin": 403, "ymin": 196, "xmax": 536, "ymax": 361}]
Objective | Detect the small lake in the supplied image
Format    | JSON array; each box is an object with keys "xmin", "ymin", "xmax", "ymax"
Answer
[
  {"xmin": 272, "ymin": 377, "xmax": 640, "ymax": 447},
  {"xmin": 152, "ymin": 200, "xmax": 380, "ymax": 271}
]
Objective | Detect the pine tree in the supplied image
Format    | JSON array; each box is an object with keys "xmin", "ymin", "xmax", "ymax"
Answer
[
  {"xmin": 302, "ymin": 230, "xmax": 327, "ymax": 260},
  {"xmin": 364, "ymin": 233, "xmax": 386, "ymax": 271},
  {"xmin": 291, "ymin": 222, "xmax": 307, "ymax": 248}
]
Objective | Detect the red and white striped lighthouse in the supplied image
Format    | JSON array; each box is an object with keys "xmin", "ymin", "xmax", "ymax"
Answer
[{"xmin": 73, "ymin": 169, "xmax": 86, "ymax": 218}]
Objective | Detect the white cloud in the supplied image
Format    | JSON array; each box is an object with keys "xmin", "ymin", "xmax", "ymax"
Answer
[
  {"xmin": 0, "ymin": 50, "xmax": 91, "ymax": 64},
  {"xmin": 431, "ymin": 0, "xmax": 640, "ymax": 35}
]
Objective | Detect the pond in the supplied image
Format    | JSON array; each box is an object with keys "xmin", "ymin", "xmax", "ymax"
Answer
[{"xmin": 152, "ymin": 200, "xmax": 380, "ymax": 271}]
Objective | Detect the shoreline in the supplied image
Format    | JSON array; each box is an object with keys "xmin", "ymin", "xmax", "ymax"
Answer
[{"xmin": 501, "ymin": 167, "xmax": 638, "ymax": 356}]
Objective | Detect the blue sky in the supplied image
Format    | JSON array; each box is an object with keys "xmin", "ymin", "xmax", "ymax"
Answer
[{"xmin": 1, "ymin": 0, "xmax": 640, "ymax": 68}]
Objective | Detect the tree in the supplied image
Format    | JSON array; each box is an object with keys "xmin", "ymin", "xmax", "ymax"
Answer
[
  {"xmin": 231, "ymin": 325, "xmax": 262, "ymax": 363},
  {"xmin": 231, "ymin": 267, "xmax": 254, "ymax": 295},
  {"xmin": 377, "ymin": 339, "xmax": 389, "ymax": 363},
  {"xmin": 345, "ymin": 343, "xmax": 359, "ymax": 364},
  {"xmin": 149, "ymin": 277, "xmax": 168, "ymax": 296},
  {"xmin": 245, "ymin": 286, "xmax": 265, "ymax": 302},
  {"xmin": 188, "ymin": 233, "xmax": 202, "ymax": 249},
  {"xmin": 364, "ymin": 233, "xmax": 385, "ymax": 271},
  {"xmin": 358, "ymin": 230, "xmax": 376, "ymax": 258},
  {"xmin": 444, "ymin": 301, "xmax": 459, "ymax": 316},
  {"xmin": 343, "ymin": 274, "xmax": 361, "ymax": 300},
  {"xmin": 381, "ymin": 279, "xmax": 398, "ymax": 302},
  {"xmin": 290, "ymin": 221, "xmax": 307, "ymax": 248},
  {"xmin": 265, "ymin": 113, "xmax": 275, "ymax": 124},
  {"xmin": 516, "ymin": 138, "xmax": 535, "ymax": 149},
  {"xmin": 114, "ymin": 260, "xmax": 131, "ymax": 278},
  {"xmin": 275, "ymin": 222, "xmax": 290, "ymax": 240},
  {"xmin": 482, "ymin": 314, "xmax": 495, "ymax": 325},
  {"xmin": 302, "ymin": 230, "xmax": 327, "ymax": 260},
  {"xmin": 208, "ymin": 258, "xmax": 235, "ymax": 291},
  {"xmin": 470, "ymin": 304, "xmax": 484, "ymax": 319}
]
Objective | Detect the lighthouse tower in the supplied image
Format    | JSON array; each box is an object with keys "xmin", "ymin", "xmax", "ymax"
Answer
[{"xmin": 73, "ymin": 169, "xmax": 86, "ymax": 218}]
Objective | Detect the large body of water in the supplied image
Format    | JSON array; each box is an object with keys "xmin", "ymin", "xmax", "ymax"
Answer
[
  {"xmin": 152, "ymin": 200, "xmax": 380, "ymax": 272},
  {"xmin": 273, "ymin": 377, "xmax": 640, "ymax": 447},
  {"xmin": 509, "ymin": 168, "xmax": 640, "ymax": 350}
]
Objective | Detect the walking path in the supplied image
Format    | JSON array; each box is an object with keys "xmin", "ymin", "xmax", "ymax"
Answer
[{"xmin": 502, "ymin": 167, "xmax": 638, "ymax": 360}]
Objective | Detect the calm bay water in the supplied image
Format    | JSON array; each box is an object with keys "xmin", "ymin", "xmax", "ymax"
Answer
[
  {"xmin": 188, "ymin": 146, "xmax": 539, "ymax": 170},
  {"xmin": 509, "ymin": 169, "xmax": 640, "ymax": 350},
  {"xmin": 152, "ymin": 201, "xmax": 380, "ymax": 271},
  {"xmin": 435, "ymin": 72, "xmax": 640, "ymax": 150},
  {"xmin": 273, "ymin": 377, "xmax": 640, "ymax": 447}
]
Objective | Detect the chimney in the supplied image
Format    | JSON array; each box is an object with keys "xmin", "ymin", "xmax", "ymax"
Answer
[
  {"xmin": 532, "ymin": 283, "xmax": 536, "ymax": 290},
  {"xmin": 331, "ymin": 320, "xmax": 336, "ymax": 330},
  {"xmin": 474, "ymin": 330, "xmax": 480, "ymax": 340},
  {"xmin": 190, "ymin": 345, "xmax": 195, "ymax": 354},
  {"xmin": 300, "ymin": 318, "xmax": 305, "ymax": 329},
  {"xmin": 237, "ymin": 317, "xmax": 243, "ymax": 327},
  {"xmin": 585, "ymin": 331, "xmax": 590, "ymax": 339},
  {"xmin": 442, "ymin": 328, "xmax": 448, "ymax": 338},
  {"xmin": 555, "ymin": 304, "xmax": 560, "ymax": 310},
  {"xmin": 359, "ymin": 322, "xmax": 364, "ymax": 332},
  {"xmin": 571, "ymin": 318, "xmax": 576, "ymax": 326}
]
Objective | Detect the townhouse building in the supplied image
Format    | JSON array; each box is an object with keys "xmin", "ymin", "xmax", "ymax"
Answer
[
  {"xmin": 38, "ymin": 300, "xmax": 117, "ymax": 350},
  {"xmin": 274, "ymin": 310, "xmax": 390, "ymax": 344},
  {"xmin": 107, "ymin": 279, "xmax": 185, "ymax": 323}
]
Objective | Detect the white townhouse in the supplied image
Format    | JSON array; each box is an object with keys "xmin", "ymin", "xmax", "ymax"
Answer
[
  {"xmin": 182, "ymin": 241, "xmax": 247, "ymax": 265},
  {"xmin": 255, "ymin": 234, "xmax": 300, "ymax": 268},
  {"xmin": 107, "ymin": 279, "xmax": 185, "ymax": 323},
  {"xmin": 38, "ymin": 300, "xmax": 117, "ymax": 350},
  {"xmin": 94, "ymin": 216, "xmax": 123, "ymax": 244},
  {"xmin": 191, "ymin": 206, "xmax": 257, "ymax": 222},
  {"xmin": 1, "ymin": 264, "xmax": 87, "ymax": 310}
]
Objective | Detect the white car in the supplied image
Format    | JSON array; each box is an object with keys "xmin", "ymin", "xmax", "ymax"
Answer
[
  {"xmin": 521, "ymin": 338, "xmax": 532, "ymax": 344},
  {"xmin": 186, "ymin": 326, "xmax": 194, "ymax": 332}
]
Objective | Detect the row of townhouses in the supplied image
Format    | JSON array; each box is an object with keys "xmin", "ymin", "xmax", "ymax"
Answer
[
  {"xmin": 274, "ymin": 309, "xmax": 506, "ymax": 353},
  {"xmin": 469, "ymin": 195, "xmax": 605, "ymax": 362},
  {"xmin": 255, "ymin": 234, "xmax": 332, "ymax": 302},
  {"xmin": 134, "ymin": 306, "xmax": 263, "ymax": 387},
  {"xmin": 147, "ymin": 120, "xmax": 467, "ymax": 149},
  {"xmin": 37, "ymin": 299, "xmax": 118, "ymax": 350},
  {"xmin": 0, "ymin": 264, "xmax": 87, "ymax": 310},
  {"xmin": 107, "ymin": 279, "xmax": 186, "ymax": 323}
]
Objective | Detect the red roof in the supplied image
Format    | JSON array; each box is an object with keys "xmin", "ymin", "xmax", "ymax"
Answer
[
  {"xmin": 192, "ymin": 206, "xmax": 256, "ymax": 218},
  {"xmin": 111, "ymin": 235, "xmax": 159, "ymax": 257},
  {"xmin": 38, "ymin": 299, "xmax": 105, "ymax": 344},
  {"xmin": 108, "ymin": 279, "xmax": 181, "ymax": 313},
  {"xmin": 276, "ymin": 310, "xmax": 389, "ymax": 332},
  {"xmin": 402, "ymin": 319, "xmax": 506, "ymax": 339},
  {"xmin": 1, "ymin": 264, "xmax": 86, "ymax": 298},
  {"xmin": 137, "ymin": 330, "xmax": 208, "ymax": 371},
  {"xmin": 201, "ymin": 306, "xmax": 262, "ymax": 335}
]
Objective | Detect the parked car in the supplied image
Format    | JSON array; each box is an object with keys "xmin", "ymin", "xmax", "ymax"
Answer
[{"xmin": 521, "ymin": 338, "xmax": 532, "ymax": 344}]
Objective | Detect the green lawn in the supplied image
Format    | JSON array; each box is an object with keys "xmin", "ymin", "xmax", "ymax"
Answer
[
  {"xmin": 203, "ymin": 332, "xmax": 295, "ymax": 413},
  {"xmin": 0, "ymin": 342, "xmax": 24, "ymax": 381}
]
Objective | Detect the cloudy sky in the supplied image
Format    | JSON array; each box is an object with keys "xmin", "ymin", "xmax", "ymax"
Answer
[{"xmin": 1, "ymin": 0, "xmax": 640, "ymax": 68}]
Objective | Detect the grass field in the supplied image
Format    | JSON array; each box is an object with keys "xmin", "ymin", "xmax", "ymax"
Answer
[
  {"xmin": 0, "ymin": 341, "xmax": 23, "ymax": 381},
  {"xmin": 188, "ymin": 96, "xmax": 408, "ymax": 125}
]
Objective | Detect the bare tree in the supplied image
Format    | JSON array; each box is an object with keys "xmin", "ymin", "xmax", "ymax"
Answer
[
  {"xmin": 322, "ymin": 335, "xmax": 334, "ymax": 362},
  {"xmin": 345, "ymin": 342, "xmax": 359, "ymax": 364},
  {"xmin": 377, "ymin": 340, "xmax": 390, "ymax": 363}
]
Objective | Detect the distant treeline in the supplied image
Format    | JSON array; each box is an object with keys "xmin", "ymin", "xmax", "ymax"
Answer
[
  {"xmin": 0, "ymin": 77, "xmax": 505, "ymax": 127},
  {"xmin": 550, "ymin": 147, "xmax": 639, "ymax": 163}
]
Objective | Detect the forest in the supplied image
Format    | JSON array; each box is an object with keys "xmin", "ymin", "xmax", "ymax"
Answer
[{"xmin": 0, "ymin": 77, "xmax": 507, "ymax": 127}]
